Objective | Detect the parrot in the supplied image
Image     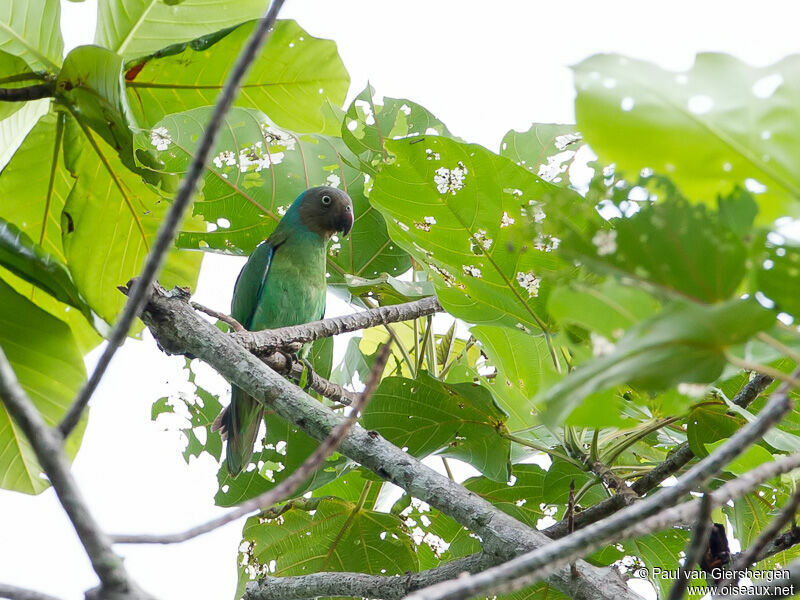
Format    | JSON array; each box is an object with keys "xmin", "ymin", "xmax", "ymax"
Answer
[{"xmin": 213, "ymin": 185, "xmax": 354, "ymax": 476}]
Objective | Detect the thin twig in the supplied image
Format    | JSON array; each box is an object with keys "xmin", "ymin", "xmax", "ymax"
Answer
[
  {"xmin": 668, "ymin": 493, "xmax": 712, "ymax": 600},
  {"xmin": 191, "ymin": 301, "xmax": 245, "ymax": 331},
  {"xmin": 110, "ymin": 345, "xmax": 391, "ymax": 544},
  {"xmin": 0, "ymin": 584, "xmax": 64, "ymax": 600},
  {"xmin": 57, "ymin": 0, "xmax": 288, "ymax": 437},
  {"xmin": 403, "ymin": 370, "xmax": 797, "ymax": 600},
  {"xmin": 234, "ymin": 296, "xmax": 442, "ymax": 353},
  {"xmin": 0, "ymin": 83, "xmax": 54, "ymax": 102},
  {"xmin": 0, "ymin": 349, "xmax": 147, "ymax": 598}
]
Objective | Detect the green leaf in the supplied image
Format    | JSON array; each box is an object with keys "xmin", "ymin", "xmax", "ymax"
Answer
[
  {"xmin": 215, "ymin": 410, "xmax": 349, "ymax": 507},
  {"xmin": 342, "ymin": 84, "xmax": 455, "ymax": 173},
  {"xmin": 139, "ymin": 106, "xmax": 409, "ymax": 282},
  {"xmin": 462, "ymin": 464, "xmax": 549, "ymax": 528},
  {"xmin": 623, "ymin": 530, "xmax": 693, "ymax": 599},
  {"xmin": 237, "ymin": 497, "xmax": 416, "ymax": 593},
  {"xmin": 548, "ymin": 279, "xmax": 660, "ymax": 339},
  {"xmin": 61, "ymin": 115, "xmax": 202, "ymax": 326},
  {"xmin": 370, "ymin": 135, "xmax": 579, "ymax": 333},
  {"xmin": 362, "ymin": 371, "xmax": 511, "ymax": 482},
  {"xmin": 561, "ymin": 193, "xmax": 751, "ymax": 304},
  {"xmin": 540, "ymin": 298, "xmax": 775, "ymax": 426},
  {"xmin": 96, "ymin": 0, "xmax": 267, "ymax": 60},
  {"xmin": 705, "ymin": 439, "xmax": 773, "ymax": 475},
  {"xmin": 0, "ymin": 50, "xmax": 41, "ymax": 120},
  {"xmin": 574, "ymin": 53, "xmax": 800, "ymax": 222},
  {"xmin": 0, "ymin": 0, "xmax": 63, "ymax": 71},
  {"xmin": 334, "ymin": 273, "xmax": 435, "ymax": 305},
  {"xmin": 0, "ymin": 98, "xmax": 49, "ymax": 172},
  {"xmin": 500, "ymin": 123, "xmax": 582, "ymax": 186},
  {"xmin": 543, "ymin": 459, "xmax": 608, "ymax": 506},
  {"xmin": 56, "ymin": 45, "xmax": 159, "ymax": 183},
  {"xmin": 125, "ymin": 20, "xmax": 349, "ymax": 135},
  {"xmin": 686, "ymin": 403, "xmax": 745, "ymax": 457},
  {"xmin": 757, "ymin": 240, "xmax": 800, "ymax": 320},
  {"xmin": 0, "ymin": 218, "xmax": 92, "ymax": 321},
  {"xmin": 0, "ymin": 277, "xmax": 86, "ymax": 494},
  {"xmin": 471, "ymin": 325, "xmax": 559, "ymax": 432}
]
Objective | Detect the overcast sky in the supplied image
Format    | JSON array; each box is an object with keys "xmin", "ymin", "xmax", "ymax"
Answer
[{"xmin": 2, "ymin": 1, "xmax": 800, "ymax": 599}]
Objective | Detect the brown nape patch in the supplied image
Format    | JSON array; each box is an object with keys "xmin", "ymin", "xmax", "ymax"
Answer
[{"xmin": 297, "ymin": 186, "xmax": 354, "ymax": 238}]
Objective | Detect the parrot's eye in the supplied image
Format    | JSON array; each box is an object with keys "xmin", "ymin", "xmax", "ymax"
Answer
[{"xmin": 321, "ymin": 195, "xmax": 332, "ymax": 206}]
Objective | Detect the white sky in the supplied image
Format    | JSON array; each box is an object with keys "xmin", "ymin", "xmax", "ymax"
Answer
[{"xmin": 2, "ymin": 1, "xmax": 800, "ymax": 599}]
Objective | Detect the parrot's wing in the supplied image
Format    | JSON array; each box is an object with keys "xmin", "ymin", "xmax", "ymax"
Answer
[{"xmin": 231, "ymin": 230, "xmax": 286, "ymax": 328}]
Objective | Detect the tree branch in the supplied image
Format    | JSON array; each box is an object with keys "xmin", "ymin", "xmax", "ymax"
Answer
[
  {"xmin": 57, "ymin": 0, "xmax": 288, "ymax": 438},
  {"xmin": 667, "ymin": 493, "xmax": 712, "ymax": 600},
  {"xmin": 0, "ymin": 82, "xmax": 54, "ymax": 102},
  {"xmin": 404, "ymin": 372, "xmax": 797, "ymax": 600},
  {"xmin": 0, "ymin": 584, "xmax": 64, "ymax": 600},
  {"xmin": 233, "ymin": 296, "xmax": 443, "ymax": 354},
  {"xmin": 245, "ymin": 554, "xmax": 497, "ymax": 600},
  {"xmin": 110, "ymin": 345, "xmax": 390, "ymax": 544},
  {"xmin": 139, "ymin": 284, "xmax": 640, "ymax": 600},
  {"xmin": 0, "ymin": 349, "xmax": 151, "ymax": 599}
]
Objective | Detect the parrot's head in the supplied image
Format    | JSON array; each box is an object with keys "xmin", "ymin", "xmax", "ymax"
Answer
[{"xmin": 297, "ymin": 185, "xmax": 354, "ymax": 239}]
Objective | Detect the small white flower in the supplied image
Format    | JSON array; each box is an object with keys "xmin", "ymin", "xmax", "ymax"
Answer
[
  {"xmin": 592, "ymin": 229, "xmax": 617, "ymax": 256},
  {"xmin": 425, "ymin": 148, "xmax": 440, "ymax": 161},
  {"xmin": 530, "ymin": 203, "xmax": 546, "ymax": 223},
  {"xmin": 500, "ymin": 212, "xmax": 515, "ymax": 227},
  {"xmin": 277, "ymin": 205, "xmax": 288, "ymax": 216},
  {"xmin": 150, "ymin": 127, "xmax": 172, "ymax": 151},
  {"xmin": 590, "ymin": 333, "xmax": 615, "ymax": 357},
  {"xmin": 533, "ymin": 233, "xmax": 560, "ymax": 252},
  {"xmin": 393, "ymin": 219, "xmax": 410, "ymax": 232},
  {"xmin": 434, "ymin": 163, "xmax": 468, "ymax": 194},
  {"xmin": 515, "ymin": 271, "xmax": 540, "ymax": 297},
  {"xmin": 213, "ymin": 150, "xmax": 236, "ymax": 169}
]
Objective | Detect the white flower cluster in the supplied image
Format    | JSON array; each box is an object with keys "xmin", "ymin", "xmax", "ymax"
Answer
[
  {"xmin": 516, "ymin": 270, "xmax": 541, "ymax": 297},
  {"xmin": 149, "ymin": 127, "xmax": 172, "ymax": 151},
  {"xmin": 592, "ymin": 229, "xmax": 618, "ymax": 256}
]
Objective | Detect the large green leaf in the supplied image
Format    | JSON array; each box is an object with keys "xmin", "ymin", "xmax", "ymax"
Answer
[
  {"xmin": 237, "ymin": 497, "xmax": 416, "ymax": 593},
  {"xmin": 342, "ymin": 85, "xmax": 455, "ymax": 174},
  {"xmin": 622, "ymin": 530, "xmax": 694, "ymax": 599},
  {"xmin": 471, "ymin": 325, "xmax": 558, "ymax": 432},
  {"xmin": 500, "ymin": 123, "xmax": 582, "ymax": 186},
  {"xmin": 0, "ymin": 0, "xmax": 62, "ymax": 71},
  {"xmin": 540, "ymin": 298, "xmax": 775, "ymax": 426},
  {"xmin": 0, "ymin": 218, "xmax": 92, "ymax": 320},
  {"xmin": 56, "ymin": 45, "xmax": 158, "ymax": 183},
  {"xmin": 574, "ymin": 53, "xmax": 800, "ymax": 221},
  {"xmin": 757, "ymin": 239, "xmax": 800, "ymax": 320},
  {"xmin": 370, "ymin": 135, "xmax": 579, "ymax": 333},
  {"xmin": 0, "ymin": 277, "xmax": 86, "ymax": 494},
  {"xmin": 138, "ymin": 106, "xmax": 409, "ymax": 282},
  {"xmin": 124, "ymin": 20, "xmax": 349, "ymax": 135},
  {"xmin": 96, "ymin": 0, "xmax": 267, "ymax": 60},
  {"xmin": 0, "ymin": 98, "xmax": 49, "ymax": 172},
  {"xmin": 0, "ymin": 111, "xmax": 101, "ymax": 351},
  {"xmin": 362, "ymin": 371, "xmax": 511, "ymax": 482},
  {"xmin": 61, "ymin": 115, "xmax": 202, "ymax": 326},
  {"xmin": 560, "ymin": 193, "xmax": 752, "ymax": 304},
  {"xmin": 0, "ymin": 50, "xmax": 41, "ymax": 121}
]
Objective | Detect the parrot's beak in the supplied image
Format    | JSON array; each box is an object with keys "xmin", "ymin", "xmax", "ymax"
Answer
[{"xmin": 338, "ymin": 204, "xmax": 354, "ymax": 236}]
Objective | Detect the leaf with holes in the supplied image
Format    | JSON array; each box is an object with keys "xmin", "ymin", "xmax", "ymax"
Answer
[
  {"xmin": 61, "ymin": 115, "xmax": 202, "ymax": 326},
  {"xmin": 333, "ymin": 273, "xmax": 435, "ymax": 305},
  {"xmin": 96, "ymin": 0, "xmax": 267, "ymax": 60},
  {"xmin": 138, "ymin": 106, "xmax": 409, "ymax": 283},
  {"xmin": 362, "ymin": 371, "xmax": 511, "ymax": 482},
  {"xmin": 0, "ymin": 278, "xmax": 86, "ymax": 494},
  {"xmin": 370, "ymin": 135, "xmax": 580, "ymax": 333},
  {"xmin": 124, "ymin": 20, "xmax": 349, "ymax": 135},
  {"xmin": 500, "ymin": 123, "xmax": 582, "ymax": 187},
  {"xmin": 574, "ymin": 53, "xmax": 800, "ymax": 222},
  {"xmin": 342, "ymin": 84, "xmax": 456, "ymax": 173},
  {"xmin": 560, "ymin": 191, "xmax": 752, "ymax": 303},
  {"xmin": 540, "ymin": 298, "xmax": 775, "ymax": 426},
  {"xmin": 0, "ymin": 0, "xmax": 62, "ymax": 71},
  {"xmin": 236, "ymin": 497, "xmax": 416, "ymax": 594}
]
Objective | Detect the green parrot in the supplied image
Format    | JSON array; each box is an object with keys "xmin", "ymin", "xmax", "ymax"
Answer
[{"xmin": 213, "ymin": 185, "xmax": 354, "ymax": 476}]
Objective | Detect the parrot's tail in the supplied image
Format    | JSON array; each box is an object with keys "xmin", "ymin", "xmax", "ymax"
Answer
[{"xmin": 212, "ymin": 386, "xmax": 264, "ymax": 477}]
